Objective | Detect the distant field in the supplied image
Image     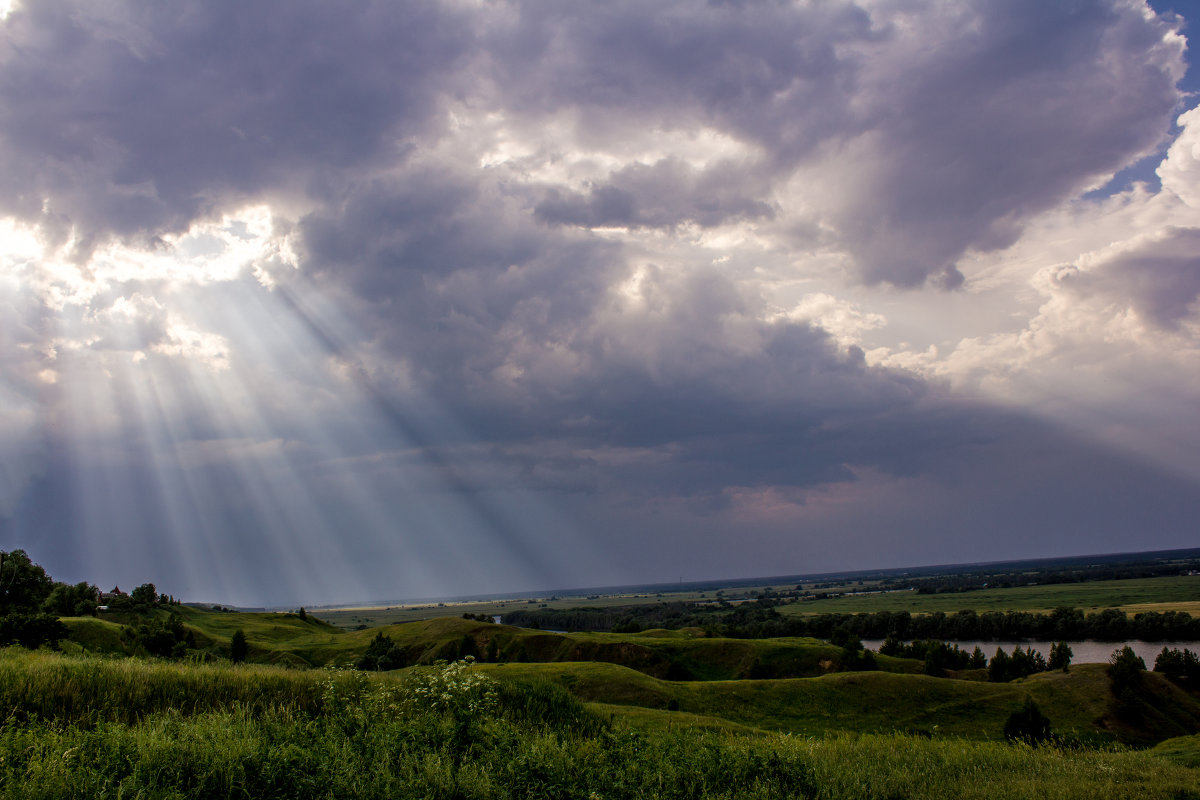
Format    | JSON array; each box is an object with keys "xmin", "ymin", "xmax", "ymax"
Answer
[
  {"xmin": 312, "ymin": 586, "xmax": 769, "ymax": 629},
  {"xmin": 777, "ymin": 577, "xmax": 1200, "ymax": 617},
  {"xmin": 312, "ymin": 576, "xmax": 1200, "ymax": 629}
]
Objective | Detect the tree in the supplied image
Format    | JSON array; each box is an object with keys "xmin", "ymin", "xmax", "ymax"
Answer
[
  {"xmin": 42, "ymin": 582, "xmax": 100, "ymax": 617},
  {"xmin": 0, "ymin": 550, "xmax": 55, "ymax": 614},
  {"xmin": 357, "ymin": 632, "xmax": 408, "ymax": 671},
  {"xmin": 1003, "ymin": 696, "xmax": 1051, "ymax": 745},
  {"xmin": 298, "ymin": 607, "xmax": 307, "ymax": 621},
  {"xmin": 969, "ymin": 646, "xmax": 988, "ymax": 669},
  {"xmin": 0, "ymin": 613, "xmax": 68, "ymax": 649},
  {"xmin": 1048, "ymin": 641, "xmax": 1072, "ymax": 672},
  {"xmin": 230, "ymin": 629, "xmax": 248, "ymax": 663},
  {"xmin": 988, "ymin": 648, "xmax": 1012, "ymax": 682},
  {"xmin": 1108, "ymin": 646, "xmax": 1145, "ymax": 690},
  {"xmin": 1154, "ymin": 647, "xmax": 1200, "ymax": 686},
  {"xmin": 1008, "ymin": 645, "xmax": 1046, "ymax": 679},
  {"xmin": 130, "ymin": 583, "xmax": 158, "ymax": 607},
  {"xmin": 1108, "ymin": 645, "xmax": 1146, "ymax": 722}
]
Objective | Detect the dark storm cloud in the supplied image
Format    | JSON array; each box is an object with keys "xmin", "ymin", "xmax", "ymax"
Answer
[
  {"xmin": 296, "ymin": 165, "xmax": 622, "ymax": 401},
  {"xmin": 298, "ymin": 171, "xmax": 929, "ymax": 495},
  {"xmin": 534, "ymin": 158, "xmax": 775, "ymax": 230},
  {"xmin": 484, "ymin": 0, "xmax": 874, "ymax": 148},
  {"xmin": 486, "ymin": 0, "xmax": 1184, "ymax": 286},
  {"xmin": 1, "ymin": 0, "xmax": 1184, "ymax": 282},
  {"xmin": 3, "ymin": 0, "xmax": 1198, "ymax": 603},
  {"xmin": 835, "ymin": 1, "xmax": 1185, "ymax": 286},
  {"xmin": 0, "ymin": 0, "xmax": 472, "ymax": 246}
]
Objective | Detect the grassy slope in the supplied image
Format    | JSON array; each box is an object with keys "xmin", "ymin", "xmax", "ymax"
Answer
[
  {"xmin": 2, "ymin": 649, "xmax": 1198, "ymax": 799},
  {"xmin": 55, "ymin": 610, "xmax": 1200, "ymax": 745},
  {"xmin": 60, "ymin": 616, "xmax": 130, "ymax": 655},
  {"xmin": 479, "ymin": 661, "xmax": 1200, "ymax": 745},
  {"xmin": 1153, "ymin": 734, "xmax": 1200, "ymax": 768},
  {"xmin": 157, "ymin": 612, "xmax": 895, "ymax": 679},
  {"xmin": 11, "ymin": 645, "xmax": 1199, "ymax": 745}
]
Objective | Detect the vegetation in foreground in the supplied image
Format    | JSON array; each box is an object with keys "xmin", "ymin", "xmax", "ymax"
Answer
[
  {"xmin": 1, "ymin": 650, "xmax": 1198, "ymax": 800},
  {"xmin": 3, "ymin": 549, "xmax": 1200, "ymax": 796}
]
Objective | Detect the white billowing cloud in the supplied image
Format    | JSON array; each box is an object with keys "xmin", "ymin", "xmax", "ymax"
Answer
[
  {"xmin": 864, "ymin": 101, "xmax": 1200, "ymax": 486},
  {"xmin": 1159, "ymin": 105, "xmax": 1200, "ymax": 207},
  {"xmin": 775, "ymin": 293, "xmax": 887, "ymax": 350}
]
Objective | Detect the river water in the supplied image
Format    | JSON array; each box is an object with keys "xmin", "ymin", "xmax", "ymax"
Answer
[{"xmin": 863, "ymin": 639, "xmax": 1200, "ymax": 665}]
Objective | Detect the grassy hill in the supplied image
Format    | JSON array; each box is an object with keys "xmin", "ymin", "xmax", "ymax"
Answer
[
  {"xmin": 2, "ymin": 647, "xmax": 1198, "ymax": 799},
  {"xmin": 79, "ymin": 609, "xmax": 891, "ymax": 679},
  {"xmin": 52, "ymin": 609, "xmax": 1200, "ymax": 747},
  {"xmin": 6, "ymin": 644, "xmax": 1200, "ymax": 746},
  {"xmin": 476, "ymin": 661, "xmax": 1200, "ymax": 745}
]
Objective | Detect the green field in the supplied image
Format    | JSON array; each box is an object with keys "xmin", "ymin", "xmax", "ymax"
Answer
[
  {"xmin": 778, "ymin": 577, "xmax": 1200, "ymax": 616},
  {"xmin": 309, "ymin": 575, "xmax": 1200, "ymax": 630}
]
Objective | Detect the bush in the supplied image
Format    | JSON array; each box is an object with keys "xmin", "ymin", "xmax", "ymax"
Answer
[
  {"xmin": 0, "ymin": 613, "xmax": 68, "ymax": 649},
  {"xmin": 230, "ymin": 629, "xmax": 248, "ymax": 664},
  {"xmin": 1003, "ymin": 697, "xmax": 1051, "ymax": 745},
  {"xmin": 355, "ymin": 632, "xmax": 406, "ymax": 671}
]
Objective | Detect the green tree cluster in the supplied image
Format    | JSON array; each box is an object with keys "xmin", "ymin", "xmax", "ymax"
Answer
[
  {"xmin": 0, "ymin": 550, "xmax": 76, "ymax": 649},
  {"xmin": 356, "ymin": 632, "xmax": 408, "ymax": 671},
  {"xmin": 829, "ymin": 627, "xmax": 877, "ymax": 671},
  {"xmin": 124, "ymin": 612, "xmax": 195, "ymax": 659},
  {"xmin": 1048, "ymin": 641, "xmax": 1073, "ymax": 671},
  {"xmin": 507, "ymin": 602, "xmax": 1200, "ymax": 641},
  {"xmin": 1153, "ymin": 646, "xmax": 1199, "ymax": 686},
  {"xmin": 880, "ymin": 637, "xmax": 986, "ymax": 673},
  {"xmin": 987, "ymin": 645, "xmax": 1049, "ymax": 682}
]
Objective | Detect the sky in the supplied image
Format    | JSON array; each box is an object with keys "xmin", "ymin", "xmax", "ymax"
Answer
[{"xmin": 2, "ymin": 0, "xmax": 1199, "ymax": 607}]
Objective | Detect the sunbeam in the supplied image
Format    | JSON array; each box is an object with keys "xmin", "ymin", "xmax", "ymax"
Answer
[{"xmin": 1, "ymin": 206, "xmax": 605, "ymax": 605}]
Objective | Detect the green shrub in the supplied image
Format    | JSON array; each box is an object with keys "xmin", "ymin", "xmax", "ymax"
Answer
[{"xmin": 1003, "ymin": 697, "xmax": 1052, "ymax": 745}]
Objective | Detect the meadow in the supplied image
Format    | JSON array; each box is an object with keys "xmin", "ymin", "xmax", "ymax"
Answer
[
  {"xmin": 4, "ymin": 565, "xmax": 1199, "ymax": 797},
  {"xmin": 2, "ymin": 648, "xmax": 1199, "ymax": 799}
]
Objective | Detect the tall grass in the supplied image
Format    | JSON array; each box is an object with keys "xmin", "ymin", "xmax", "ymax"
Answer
[
  {"xmin": 0, "ymin": 649, "xmax": 1197, "ymax": 799},
  {"xmin": 2, "ymin": 706, "xmax": 1197, "ymax": 799},
  {"xmin": 0, "ymin": 647, "xmax": 324, "ymax": 724}
]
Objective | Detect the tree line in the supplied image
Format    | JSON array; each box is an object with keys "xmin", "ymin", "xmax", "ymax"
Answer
[
  {"xmin": 503, "ymin": 602, "xmax": 1200, "ymax": 642},
  {"xmin": 0, "ymin": 549, "xmax": 174, "ymax": 651},
  {"xmin": 875, "ymin": 556, "xmax": 1200, "ymax": 596}
]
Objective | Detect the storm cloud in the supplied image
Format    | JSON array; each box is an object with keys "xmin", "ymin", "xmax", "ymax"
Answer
[{"xmin": 1, "ymin": 0, "xmax": 1198, "ymax": 605}]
